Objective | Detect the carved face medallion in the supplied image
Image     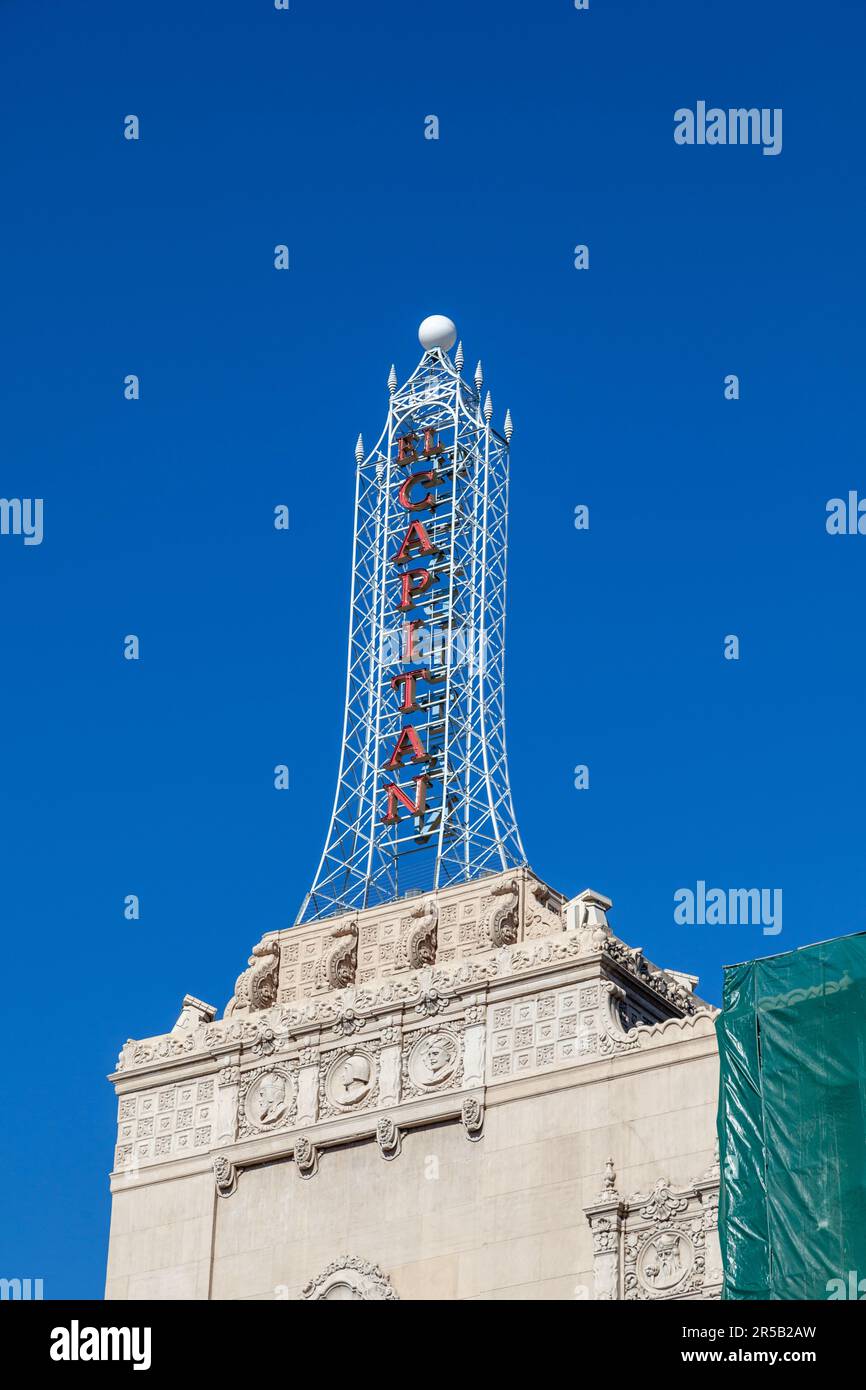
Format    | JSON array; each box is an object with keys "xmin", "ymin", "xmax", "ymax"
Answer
[
  {"xmin": 637, "ymin": 1230, "xmax": 693, "ymax": 1291},
  {"xmin": 408, "ymin": 1030, "xmax": 458, "ymax": 1089},
  {"xmin": 245, "ymin": 1069, "xmax": 295, "ymax": 1129},
  {"xmin": 326, "ymin": 1051, "xmax": 373, "ymax": 1108}
]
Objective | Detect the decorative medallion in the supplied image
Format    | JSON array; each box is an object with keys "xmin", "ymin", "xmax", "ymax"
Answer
[
  {"xmin": 636, "ymin": 1229, "xmax": 694, "ymax": 1293},
  {"xmin": 408, "ymin": 1029, "xmax": 459, "ymax": 1090},
  {"xmin": 321, "ymin": 1047, "xmax": 378, "ymax": 1114},
  {"xmin": 402, "ymin": 1024, "xmax": 463, "ymax": 1098},
  {"xmin": 238, "ymin": 1065, "xmax": 298, "ymax": 1136}
]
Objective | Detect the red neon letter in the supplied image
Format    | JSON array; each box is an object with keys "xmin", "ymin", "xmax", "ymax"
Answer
[
  {"xmin": 396, "ymin": 567, "xmax": 433, "ymax": 612},
  {"xmin": 381, "ymin": 774, "xmax": 430, "ymax": 825},
  {"xmin": 402, "ymin": 620, "xmax": 423, "ymax": 662},
  {"xmin": 397, "ymin": 469, "xmax": 439, "ymax": 512},
  {"xmin": 396, "ymin": 432, "xmax": 419, "ymax": 464},
  {"xmin": 390, "ymin": 669, "xmax": 431, "ymax": 713},
  {"xmin": 392, "ymin": 519, "xmax": 437, "ymax": 565},
  {"xmin": 385, "ymin": 724, "xmax": 430, "ymax": 770},
  {"xmin": 422, "ymin": 428, "xmax": 444, "ymax": 456}
]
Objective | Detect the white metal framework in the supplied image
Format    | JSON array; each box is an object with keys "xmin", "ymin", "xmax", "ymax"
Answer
[{"xmin": 297, "ymin": 326, "xmax": 526, "ymax": 923}]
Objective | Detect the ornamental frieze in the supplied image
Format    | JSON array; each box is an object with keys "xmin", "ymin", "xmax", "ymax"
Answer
[
  {"xmin": 584, "ymin": 1158, "xmax": 722, "ymax": 1302},
  {"xmin": 114, "ymin": 915, "xmax": 714, "ymax": 1078}
]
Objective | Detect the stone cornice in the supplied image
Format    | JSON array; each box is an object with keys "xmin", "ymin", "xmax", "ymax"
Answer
[{"xmin": 112, "ymin": 926, "xmax": 715, "ymax": 1084}]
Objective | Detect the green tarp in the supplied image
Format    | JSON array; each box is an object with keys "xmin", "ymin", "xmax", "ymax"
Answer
[{"xmin": 717, "ymin": 932, "xmax": 866, "ymax": 1300}]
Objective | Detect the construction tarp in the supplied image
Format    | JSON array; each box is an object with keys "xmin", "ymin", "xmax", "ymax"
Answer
[{"xmin": 717, "ymin": 931, "xmax": 866, "ymax": 1299}]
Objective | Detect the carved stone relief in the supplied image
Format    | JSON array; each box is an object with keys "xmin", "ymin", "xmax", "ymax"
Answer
[
  {"xmin": 482, "ymin": 879, "xmax": 519, "ymax": 948},
  {"xmin": 402, "ymin": 1024, "xmax": 463, "ymax": 1099},
  {"xmin": 213, "ymin": 1154, "xmax": 238, "ymax": 1198},
  {"xmin": 376, "ymin": 1116, "xmax": 402, "ymax": 1160},
  {"xmin": 225, "ymin": 939, "xmax": 281, "ymax": 1017},
  {"xmin": 295, "ymin": 1134, "xmax": 318, "ymax": 1179},
  {"xmin": 320, "ymin": 1045, "xmax": 379, "ymax": 1117},
  {"xmin": 113, "ymin": 1077, "xmax": 215, "ymax": 1170},
  {"xmin": 524, "ymin": 880, "xmax": 564, "ymax": 939},
  {"xmin": 407, "ymin": 1030, "xmax": 460, "ymax": 1091},
  {"xmin": 300, "ymin": 1257, "xmax": 399, "ymax": 1301},
  {"xmin": 584, "ymin": 1160, "xmax": 721, "ymax": 1301},
  {"xmin": 461, "ymin": 1095, "xmax": 484, "ymax": 1141},
  {"xmin": 238, "ymin": 1064, "xmax": 298, "ymax": 1137},
  {"xmin": 488, "ymin": 986, "xmax": 599, "ymax": 1081},
  {"xmin": 395, "ymin": 896, "xmax": 438, "ymax": 970},
  {"xmin": 315, "ymin": 920, "xmax": 358, "ymax": 994}
]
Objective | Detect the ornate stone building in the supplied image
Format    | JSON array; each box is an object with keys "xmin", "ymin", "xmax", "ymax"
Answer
[
  {"xmin": 105, "ymin": 868, "xmax": 721, "ymax": 1300},
  {"xmin": 105, "ymin": 320, "xmax": 720, "ymax": 1299}
]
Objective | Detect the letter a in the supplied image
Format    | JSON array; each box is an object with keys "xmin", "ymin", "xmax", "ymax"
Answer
[
  {"xmin": 673, "ymin": 109, "xmax": 694, "ymax": 146},
  {"xmin": 392, "ymin": 520, "xmax": 437, "ymax": 565},
  {"xmin": 825, "ymin": 499, "xmax": 845, "ymax": 534},
  {"xmin": 386, "ymin": 725, "xmax": 430, "ymax": 769}
]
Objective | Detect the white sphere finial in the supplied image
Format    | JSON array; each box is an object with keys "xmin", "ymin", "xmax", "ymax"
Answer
[{"xmin": 418, "ymin": 314, "xmax": 457, "ymax": 352}]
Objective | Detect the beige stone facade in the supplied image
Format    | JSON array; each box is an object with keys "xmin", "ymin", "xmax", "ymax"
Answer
[{"xmin": 105, "ymin": 868, "xmax": 720, "ymax": 1300}]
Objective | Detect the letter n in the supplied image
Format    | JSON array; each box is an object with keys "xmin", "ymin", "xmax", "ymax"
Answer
[{"xmin": 381, "ymin": 775, "xmax": 429, "ymax": 825}]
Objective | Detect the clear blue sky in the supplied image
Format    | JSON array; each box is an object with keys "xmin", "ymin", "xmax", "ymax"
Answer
[{"xmin": 1, "ymin": 0, "xmax": 864, "ymax": 1298}]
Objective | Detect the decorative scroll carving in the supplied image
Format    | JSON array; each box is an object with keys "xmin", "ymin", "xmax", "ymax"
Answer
[
  {"xmin": 396, "ymin": 896, "xmax": 439, "ymax": 970},
  {"xmin": 295, "ymin": 1134, "xmax": 318, "ymax": 1179},
  {"xmin": 213, "ymin": 1154, "xmax": 238, "ymax": 1198},
  {"xmin": 482, "ymin": 879, "xmax": 519, "ymax": 947},
  {"xmin": 225, "ymin": 939, "xmax": 281, "ymax": 1017},
  {"xmin": 301, "ymin": 1257, "xmax": 399, "ymax": 1301},
  {"xmin": 415, "ymin": 988, "xmax": 449, "ymax": 1018},
  {"xmin": 603, "ymin": 936, "xmax": 698, "ymax": 1016},
  {"xmin": 332, "ymin": 1007, "xmax": 363, "ymax": 1037},
  {"xmin": 461, "ymin": 1095, "xmax": 484, "ymax": 1141},
  {"xmin": 376, "ymin": 1115, "xmax": 402, "ymax": 1160},
  {"xmin": 315, "ymin": 920, "xmax": 358, "ymax": 994},
  {"xmin": 251, "ymin": 1025, "xmax": 277, "ymax": 1058},
  {"xmin": 524, "ymin": 881, "xmax": 564, "ymax": 940}
]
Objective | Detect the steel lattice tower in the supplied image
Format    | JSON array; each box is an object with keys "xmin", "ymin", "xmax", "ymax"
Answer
[{"xmin": 297, "ymin": 316, "xmax": 526, "ymax": 923}]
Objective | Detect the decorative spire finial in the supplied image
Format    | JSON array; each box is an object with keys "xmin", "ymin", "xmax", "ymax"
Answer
[
  {"xmin": 387, "ymin": 364, "xmax": 397, "ymax": 394},
  {"xmin": 474, "ymin": 360, "xmax": 484, "ymax": 391},
  {"xmin": 600, "ymin": 1156, "xmax": 620, "ymax": 1199},
  {"xmin": 454, "ymin": 341, "xmax": 464, "ymax": 371},
  {"xmin": 355, "ymin": 433, "xmax": 365, "ymax": 464},
  {"xmin": 504, "ymin": 409, "xmax": 513, "ymax": 442},
  {"xmin": 484, "ymin": 390, "xmax": 493, "ymax": 422}
]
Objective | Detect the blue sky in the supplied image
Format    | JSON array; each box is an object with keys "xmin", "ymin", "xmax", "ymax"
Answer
[{"xmin": 1, "ymin": 0, "xmax": 864, "ymax": 1298}]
